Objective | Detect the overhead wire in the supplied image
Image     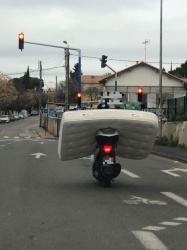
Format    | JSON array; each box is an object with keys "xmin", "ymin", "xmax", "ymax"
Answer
[{"xmin": 4, "ymin": 53, "xmax": 184, "ymax": 77}]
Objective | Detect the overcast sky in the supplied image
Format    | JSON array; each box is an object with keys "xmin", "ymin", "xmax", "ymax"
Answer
[{"xmin": 1, "ymin": 0, "xmax": 187, "ymax": 89}]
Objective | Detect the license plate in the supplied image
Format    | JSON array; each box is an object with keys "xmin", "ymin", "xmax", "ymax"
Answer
[{"xmin": 103, "ymin": 157, "xmax": 114, "ymax": 165}]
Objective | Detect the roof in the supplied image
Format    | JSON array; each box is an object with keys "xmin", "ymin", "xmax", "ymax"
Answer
[
  {"xmin": 81, "ymin": 75, "xmax": 110, "ymax": 84},
  {"xmin": 99, "ymin": 61, "xmax": 187, "ymax": 85}
]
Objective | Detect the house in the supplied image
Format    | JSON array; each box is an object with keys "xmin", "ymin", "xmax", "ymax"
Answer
[
  {"xmin": 81, "ymin": 74, "xmax": 110, "ymax": 106},
  {"xmin": 99, "ymin": 61, "xmax": 187, "ymax": 109}
]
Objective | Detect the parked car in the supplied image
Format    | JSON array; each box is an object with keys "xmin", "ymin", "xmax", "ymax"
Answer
[
  {"xmin": 0, "ymin": 115, "xmax": 10, "ymax": 123},
  {"xmin": 18, "ymin": 113, "xmax": 24, "ymax": 119},
  {"xmin": 10, "ymin": 115, "xmax": 16, "ymax": 122},
  {"xmin": 13, "ymin": 114, "xmax": 20, "ymax": 120},
  {"xmin": 30, "ymin": 110, "xmax": 39, "ymax": 116}
]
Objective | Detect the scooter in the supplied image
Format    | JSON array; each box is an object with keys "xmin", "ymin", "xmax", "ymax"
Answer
[{"xmin": 91, "ymin": 128, "xmax": 121, "ymax": 187}]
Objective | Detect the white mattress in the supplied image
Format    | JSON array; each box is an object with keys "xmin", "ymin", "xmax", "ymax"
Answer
[{"xmin": 58, "ymin": 109, "xmax": 158, "ymax": 161}]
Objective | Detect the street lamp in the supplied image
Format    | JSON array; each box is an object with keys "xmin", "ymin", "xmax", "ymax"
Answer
[{"xmin": 159, "ymin": 0, "xmax": 163, "ymax": 138}]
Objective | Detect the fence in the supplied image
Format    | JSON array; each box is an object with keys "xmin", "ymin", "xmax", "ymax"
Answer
[
  {"xmin": 167, "ymin": 96, "xmax": 187, "ymax": 121},
  {"xmin": 146, "ymin": 96, "xmax": 187, "ymax": 121}
]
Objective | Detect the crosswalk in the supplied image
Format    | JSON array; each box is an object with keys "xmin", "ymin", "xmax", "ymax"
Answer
[
  {"xmin": 0, "ymin": 135, "xmax": 41, "ymax": 140},
  {"xmin": 133, "ymin": 192, "xmax": 187, "ymax": 250}
]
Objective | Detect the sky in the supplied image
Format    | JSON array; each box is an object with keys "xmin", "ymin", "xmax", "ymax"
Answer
[{"xmin": 1, "ymin": 0, "xmax": 187, "ymax": 89}]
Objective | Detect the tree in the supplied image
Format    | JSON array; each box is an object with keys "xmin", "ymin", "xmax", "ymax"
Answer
[
  {"xmin": 84, "ymin": 86, "xmax": 99, "ymax": 101},
  {"xmin": 55, "ymin": 82, "xmax": 65, "ymax": 103},
  {"xmin": 13, "ymin": 67, "xmax": 44, "ymax": 92},
  {"xmin": 0, "ymin": 74, "xmax": 18, "ymax": 113},
  {"xmin": 69, "ymin": 63, "xmax": 83, "ymax": 103},
  {"xmin": 169, "ymin": 60, "xmax": 187, "ymax": 77}
]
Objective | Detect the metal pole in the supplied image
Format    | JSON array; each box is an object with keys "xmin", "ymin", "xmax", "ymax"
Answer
[
  {"xmin": 106, "ymin": 64, "xmax": 117, "ymax": 91},
  {"xmin": 64, "ymin": 48, "xmax": 69, "ymax": 110},
  {"xmin": 77, "ymin": 50, "xmax": 81, "ymax": 93},
  {"xmin": 39, "ymin": 61, "xmax": 42, "ymax": 127},
  {"xmin": 159, "ymin": 0, "xmax": 163, "ymax": 138}
]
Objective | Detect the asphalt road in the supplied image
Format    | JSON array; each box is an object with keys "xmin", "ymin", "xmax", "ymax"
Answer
[{"xmin": 0, "ymin": 117, "xmax": 187, "ymax": 250}]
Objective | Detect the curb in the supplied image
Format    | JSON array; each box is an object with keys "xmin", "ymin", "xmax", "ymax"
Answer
[
  {"xmin": 33, "ymin": 127, "xmax": 58, "ymax": 140},
  {"xmin": 151, "ymin": 151, "xmax": 187, "ymax": 164}
]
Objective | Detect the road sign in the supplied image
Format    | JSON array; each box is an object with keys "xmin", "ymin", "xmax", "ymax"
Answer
[{"xmin": 43, "ymin": 108, "xmax": 48, "ymax": 114}]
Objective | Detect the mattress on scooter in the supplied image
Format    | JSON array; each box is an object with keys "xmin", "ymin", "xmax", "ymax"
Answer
[{"xmin": 58, "ymin": 109, "xmax": 158, "ymax": 161}]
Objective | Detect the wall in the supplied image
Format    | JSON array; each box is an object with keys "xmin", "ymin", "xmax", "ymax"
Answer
[{"xmin": 162, "ymin": 121, "xmax": 187, "ymax": 146}]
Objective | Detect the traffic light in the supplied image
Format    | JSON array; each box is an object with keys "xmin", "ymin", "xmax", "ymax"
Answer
[
  {"xmin": 18, "ymin": 33, "xmax": 24, "ymax": 51},
  {"xmin": 77, "ymin": 92, "xmax": 82, "ymax": 107},
  {"xmin": 137, "ymin": 87, "xmax": 143, "ymax": 102},
  {"xmin": 101, "ymin": 55, "xmax": 108, "ymax": 68}
]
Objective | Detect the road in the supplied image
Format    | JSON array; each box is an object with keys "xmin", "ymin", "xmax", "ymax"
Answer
[{"xmin": 0, "ymin": 117, "xmax": 187, "ymax": 250}]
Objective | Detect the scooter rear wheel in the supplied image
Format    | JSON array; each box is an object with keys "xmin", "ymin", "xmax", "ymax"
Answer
[{"xmin": 103, "ymin": 175, "xmax": 112, "ymax": 187}]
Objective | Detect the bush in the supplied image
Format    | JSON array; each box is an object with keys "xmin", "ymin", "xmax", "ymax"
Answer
[
  {"xmin": 155, "ymin": 135, "xmax": 179, "ymax": 147},
  {"xmin": 177, "ymin": 143, "xmax": 186, "ymax": 148},
  {"xmin": 155, "ymin": 136, "xmax": 169, "ymax": 146},
  {"xmin": 172, "ymin": 113, "xmax": 187, "ymax": 121}
]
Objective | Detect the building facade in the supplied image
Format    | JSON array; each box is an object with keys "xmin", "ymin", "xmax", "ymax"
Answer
[{"xmin": 99, "ymin": 61, "xmax": 187, "ymax": 109}]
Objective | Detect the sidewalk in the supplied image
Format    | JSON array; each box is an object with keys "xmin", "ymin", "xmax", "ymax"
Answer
[
  {"xmin": 152, "ymin": 145, "xmax": 187, "ymax": 164},
  {"xmin": 34, "ymin": 126, "xmax": 187, "ymax": 164},
  {"xmin": 34, "ymin": 126, "xmax": 57, "ymax": 140}
]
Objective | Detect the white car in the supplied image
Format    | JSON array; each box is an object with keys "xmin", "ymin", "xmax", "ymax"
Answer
[
  {"xmin": 19, "ymin": 113, "xmax": 24, "ymax": 119},
  {"xmin": 0, "ymin": 115, "xmax": 10, "ymax": 123}
]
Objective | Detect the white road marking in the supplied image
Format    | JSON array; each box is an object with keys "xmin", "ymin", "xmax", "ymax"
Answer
[
  {"xmin": 160, "ymin": 221, "xmax": 181, "ymax": 226},
  {"xmin": 30, "ymin": 152, "xmax": 47, "ymax": 159},
  {"xmin": 81, "ymin": 156, "xmax": 92, "ymax": 160},
  {"xmin": 14, "ymin": 136, "xmax": 19, "ymax": 139},
  {"xmin": 132, "ymin": 231, "xmax": 169, "ymax": 250},
  {"xmin": 121, "ymin": 169, "xmax": 141, "ymax": 178},
  {"xmin": 4, "ymin": 136, "xmax": 8, "ymax": 138},
  {"xmin": 1, "ymin": 145, "xmax": 5, "ymax": 147},
  {"xmin": 161, "ymin": 168, "xmax": 187, "ymax": 177},
  {"xmin": 161, "ymin": 192, "xmax": 187, "ymax": 208},
  {"xmin": 174, "ymin": 217, "xmax": 187, "ymax": 221},
  {"xmin": 142, "ymin": 226, "xmax": 166, "ymax": 231}
]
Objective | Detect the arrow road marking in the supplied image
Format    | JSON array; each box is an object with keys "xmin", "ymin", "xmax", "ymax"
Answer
[
  {"xmin": 161, "ymin": 168, "xmax": 187, "ymax": 177},
  {"xmin": 30, "ymin": 152, "xmax": 47, "ymax": 159}
]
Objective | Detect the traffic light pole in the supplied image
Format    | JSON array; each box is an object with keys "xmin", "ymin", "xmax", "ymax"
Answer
[
  {"xmin": 105, "ymin": 64, "xmax": 117, "ymax": 91},
  {"xmin": 24, "ymin": 40, "xmax": 82, "ymax": 105}
]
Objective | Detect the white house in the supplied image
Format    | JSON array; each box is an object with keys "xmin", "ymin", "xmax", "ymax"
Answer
[{"xmin": 99, "ymin": 61, "xmax": 187, "ymax": 109}]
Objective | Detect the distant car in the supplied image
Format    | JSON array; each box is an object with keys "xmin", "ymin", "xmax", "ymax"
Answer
[
  {"xmin": 18, "ymin": 113, "xmax": 24, "ymax": 119},
  {"xmin": 0, "ymin": 115, "xmax": 10, "ymax": 123},
  {"xmin": 13, "ymin": 114, "xmax": 20, "ymax": 120},
  {"xmin": 30, "ymin": 110, "xmax": 39, "ymax": 116},
  {"xmin": 10, "ymin": 115, "xmax": 16, "ymax": 122}
]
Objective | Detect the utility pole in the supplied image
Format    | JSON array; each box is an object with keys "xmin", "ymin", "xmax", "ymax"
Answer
[
  {"xmin": 38, "ymin": 60, "xmax": 42, "ymax": 127},
  {"xmin": 64, "ymin": 48, "xmax": 70, "ymax": 110},
  {"xmin": 142, "ymin": 39, "xmax": 150, "ymax": 62},
  {"xmin": 159, "ymin": 0, "xmax": 163, "ymax": 138}
]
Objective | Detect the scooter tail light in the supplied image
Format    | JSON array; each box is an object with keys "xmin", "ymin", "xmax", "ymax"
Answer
[{"xmin": 103, "ymin": 145, "xmax": 113, "ymax": 153}]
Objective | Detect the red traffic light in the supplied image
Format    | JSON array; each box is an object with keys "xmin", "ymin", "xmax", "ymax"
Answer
[
  {"xmin": 19, "ymin": 33, "xmax": 24, "ymax": 40},
  {"xmin": 18, "ymin": 32, "xmax": 24, "ymax": 50},
  {"xmin": 77, "ymin": 92, "xmax": 81, "ymax": 98},
  {"xmin": 137, "ymin": 87, "xmax": 143, "ymax": 102},
  {"xmin": 138, "ymin": 87, "xmax": 143, "ymax": 94}
]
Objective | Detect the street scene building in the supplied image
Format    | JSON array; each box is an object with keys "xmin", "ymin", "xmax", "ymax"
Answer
[{"xmin": 99, "ymin": 61, "xmax": 187, "ymax": 109}]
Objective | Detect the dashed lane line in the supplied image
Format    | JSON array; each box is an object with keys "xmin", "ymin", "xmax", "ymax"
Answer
[
  {"xmin": 121, "ymin": 169, "xmax": 141, "ymax": 178},
  {"xmin": 161, "ymin": 192, "xmax": 187, "ymax": 208},
  {"xmin": 132, "ymin": 231, "xmax": 169, "ymax": 250}
]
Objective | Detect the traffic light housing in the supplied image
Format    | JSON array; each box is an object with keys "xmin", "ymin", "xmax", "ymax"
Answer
[
  {"xmin": 101, "ymin": 55, "xmax": 108, "ymax": 68},
  {"xmin": 18, "ymin": 33, "xmax": 24, "ymax": 51},
  {"xmin": 137, "ymin": 87, "xmax": 143, "ymax": 102},
  {"xmin": 77, "ymin": 92, "xmax": 82, "ymax": 107}
]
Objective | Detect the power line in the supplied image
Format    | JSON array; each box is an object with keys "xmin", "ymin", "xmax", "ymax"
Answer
[{"xmin": 4, "ymin": 54, "xmax": 184, "ymax": 77}]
